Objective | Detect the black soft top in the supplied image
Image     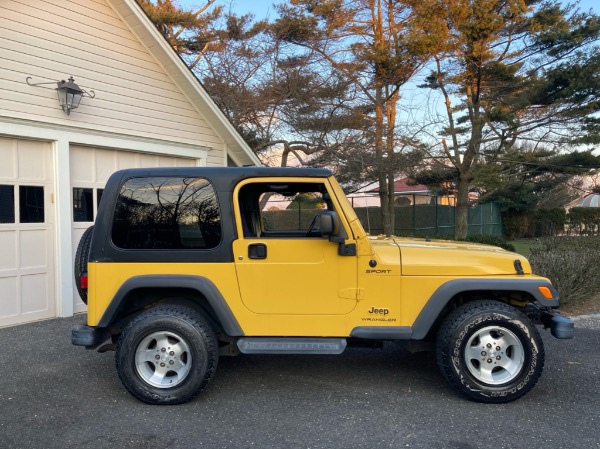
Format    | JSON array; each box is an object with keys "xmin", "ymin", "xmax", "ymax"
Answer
[
  {"xmin": 91, "ymin": 166, "xmax": 334, "ymax": 264},
  {"xmin": 111, "ymin": 166, "xmax": 332, "ymax": 188}
]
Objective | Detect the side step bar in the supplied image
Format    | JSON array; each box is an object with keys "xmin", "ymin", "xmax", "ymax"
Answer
[{"xmin": 237, "ymin": 337, "xmax": 347, "ymax": 355}]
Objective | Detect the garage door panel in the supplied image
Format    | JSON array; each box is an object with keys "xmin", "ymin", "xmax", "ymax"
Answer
[
  {"xmin": 70, "ymin": 147, "xmax": 95, "ymax": 183},
  {"xmin": 95, "ymin": 150, "xmax": 117, "ymax": 183},
  {"xmin": 17, "ymin": 140, "xmax": 49, "ymax": 181},
  {"xmin": 175, "ymin": 157, "xmax": 196, "ymax": 167},
  {"xmin": 159, "ymin": 156, "xmax": 178, "ymax": 167},
  {"xmin": 0, "ymin": 142, "xmax": 16, "ymax": 179},
  {"xmin": 19, "ymin": 229, "xmax": 47, "ymax": 269},
  {"xmin": 21, "ymin": 273, "xmax": 48, "ymax": 314},
  {"xmin": 139, "ymin": 153, "xmax": 158, "ymax": 167},
  {"xmin": 117, "ymin": 152, "xmax": 137, "ymax": 171},
  {"xmin": 0, "ymin": 277, "xmax": 18, "ymax": 317},
  {"xmin": 0, "ymin": 231, "xmax": 17, "ymax": 270}
]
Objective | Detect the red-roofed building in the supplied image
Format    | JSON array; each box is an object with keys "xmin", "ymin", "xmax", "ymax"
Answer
[{"xmin": 347, "ymin": 177, "xmax": 457, "ymax": 207}]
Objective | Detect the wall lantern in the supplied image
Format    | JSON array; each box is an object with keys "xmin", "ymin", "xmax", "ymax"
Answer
[{"xmin": 26, "ymin": 76, "xmax": 95, "ymax": 115}]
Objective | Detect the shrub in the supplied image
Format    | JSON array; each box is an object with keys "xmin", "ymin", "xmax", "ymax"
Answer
[
  {"xmin": 529, "ymin": 236, "xmax": 600, "ymax": 305},
  {"xmin": 502, "ymin": 213, "xmax": 529, "ymax": 240},
  {"xmin": 531, "ymin": 208, "xmax": 567, "ymax": 237},
  {"xmin": 568, "ymin": 208, "xmax": 600, "ymax": 235}
]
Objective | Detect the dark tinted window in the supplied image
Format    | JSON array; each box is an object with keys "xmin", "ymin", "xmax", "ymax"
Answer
[
  {"xmin": 19, "ymin": 186, "xmax": 44, "ymax": 223},
  {"xmin": 0, "ymin": 185, "xmax": 15, "ymax": 224},
  {"xmin": 73, "ymin": 188, "xmax": 94, "ymax": 222},
  {"xmin": 112, "ymin": 177, "xmax": 221, "ymax": 250}
]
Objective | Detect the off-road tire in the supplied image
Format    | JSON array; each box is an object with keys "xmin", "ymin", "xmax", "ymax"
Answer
[
  {"xmin": 74, "ymin": 226, "xmax": 94, "ymax": 304},
  {"xmin": 115, "ymin": 304, "xmax": 218, "ymax": 405},
  {"xmin": 436, "ymin": 300, "xmax": 545, "ymax": 403}
]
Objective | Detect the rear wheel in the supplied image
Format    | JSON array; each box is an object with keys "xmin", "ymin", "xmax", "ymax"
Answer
[
  {"xmin": 436, "ymin": 300, "xmax": 544, "ymax": 403},
  {"xmin": 116, "ymin": 304, "xmax": 218, "ymax": 405}
]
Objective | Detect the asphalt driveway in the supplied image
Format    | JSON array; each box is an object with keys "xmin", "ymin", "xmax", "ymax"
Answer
[{"xmin": 0, "ymin": 315, "xmax": 598, "ymax": 449}]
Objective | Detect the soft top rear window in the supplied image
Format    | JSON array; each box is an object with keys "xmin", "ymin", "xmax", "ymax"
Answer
[{"xmin": 111, "ymin": 176, "xmax": 221, "ymax": 250}]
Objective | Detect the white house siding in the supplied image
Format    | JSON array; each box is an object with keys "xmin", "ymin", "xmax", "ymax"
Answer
[{"xmin": 0, "ymin": 0, "xmax": 224, "ymax": 160}]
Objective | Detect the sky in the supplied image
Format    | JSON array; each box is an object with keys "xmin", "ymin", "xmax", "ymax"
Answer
[
  {"xmin": 179, "ymin": 0, "xmax": 597, "ymax": 18},
  {"xmin": 179, "ymin": 0, "xmax": 278, "ymax": 18}
]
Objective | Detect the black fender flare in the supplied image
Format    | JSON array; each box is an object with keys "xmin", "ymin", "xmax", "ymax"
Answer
[
  {"xmin": 410, "ymin": 278, "xmax": 559, "ymax": 339},
  {"xmin": 97, "ymin": 275, "xmax": 244, "ymax": 336}
]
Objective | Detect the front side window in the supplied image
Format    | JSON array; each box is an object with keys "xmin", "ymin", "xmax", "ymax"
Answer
[
  {"xmin": 238, "ymin": 182, "xmax": 332, "ymax": 238},
  {"xmin": 112, "ymin": 177, "xmax": 221, "ymax": 250}
]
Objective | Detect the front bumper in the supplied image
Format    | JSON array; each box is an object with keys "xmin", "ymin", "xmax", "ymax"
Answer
[
  {"xmin": 527, "ymin": 303, "xmax": 575, "ymax": 339},
  {"xmin": 548, "ymin": 314, "xmax": 575, "ymax": 339},
  {"xmin": 72, "ymin": 324, "xmax": 109, "ymax": 347}
]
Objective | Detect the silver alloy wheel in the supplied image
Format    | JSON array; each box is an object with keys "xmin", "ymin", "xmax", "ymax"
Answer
[
  {"xmin": 135, "ymin": 331, "xmax": 192, "ymax": 388},
  {"xmin": 464, "ymin": 326, "xmax": 525, "ymax": 385}
]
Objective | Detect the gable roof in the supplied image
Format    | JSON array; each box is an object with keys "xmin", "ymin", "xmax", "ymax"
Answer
[{"xmin": 108, "ymin": 0, "xmax": 260, "ymax": 167}]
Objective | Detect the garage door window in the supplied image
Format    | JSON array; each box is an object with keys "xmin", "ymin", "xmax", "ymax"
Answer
[
  {"xmin": 19, "ymin": 186, "xmax": 44, "ymax": 223},
  {"xmin": 0, "ymin": 185, "xmax": 15, "ymax": 223},
  {"xmin": 73, "ymin": 188, "xmax": 94, "ymax": 222},
  {"xmin": 112, "ymin": 177, "xmax": 221, "ymax": 250},
  {"xmin": 73, "ymin": 188, "xmax": 105, "ymax": 222}
]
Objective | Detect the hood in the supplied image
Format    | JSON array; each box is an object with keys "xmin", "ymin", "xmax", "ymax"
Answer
[{"xmin": 369, "ymin": 236, "xmax": 531, "ymax": 276}]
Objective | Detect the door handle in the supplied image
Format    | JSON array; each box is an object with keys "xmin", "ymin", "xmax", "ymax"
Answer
[{"xmin": 248, "ymin": 243, "xmax": 267, "ymax": 259}]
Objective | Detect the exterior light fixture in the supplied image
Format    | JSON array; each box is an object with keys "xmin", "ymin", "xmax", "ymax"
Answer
[{"xmin": 26, "ymin": 76, "xmax": 95, "ymax": 115}]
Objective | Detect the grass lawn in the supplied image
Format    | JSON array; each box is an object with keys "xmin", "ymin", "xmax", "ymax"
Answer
[{"xmin": 508, "ymin": 239, "xmax": 539, "ymax": 256}]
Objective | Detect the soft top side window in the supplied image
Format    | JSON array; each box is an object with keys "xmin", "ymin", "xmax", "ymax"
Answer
[{"xmin": 112, "ymin": 176, "xmax": 221, "ymax": 250}]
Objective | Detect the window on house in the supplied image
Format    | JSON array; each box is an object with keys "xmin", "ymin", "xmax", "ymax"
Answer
[
  {"xmin": 73, "ymin": 188, "xmax": 94, "ymax": 222},
  {"xmin": 19, "ymin": 186, "xmax": 45, "ymax": 223},
  {"xmin": 0, "ymin": 185, "xmax": 15, "ymax": 224}
]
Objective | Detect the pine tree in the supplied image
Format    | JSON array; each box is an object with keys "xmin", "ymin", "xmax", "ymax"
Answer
[{"xmin": 412, "ymin": 0, "xmax": 600, "ymax": 238}]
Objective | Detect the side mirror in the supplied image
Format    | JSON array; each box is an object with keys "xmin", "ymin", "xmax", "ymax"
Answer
[{"xmin": 320, "ymin": 211, "xmax": 339, "ymax": 237}]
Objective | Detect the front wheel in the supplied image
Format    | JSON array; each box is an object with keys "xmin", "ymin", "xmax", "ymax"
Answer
[
  {"xmin": 116, "ymin": 304, "xmax": 218, "ymax": 405},
  {"xmin": 436, "ymin": 300, "xmax": 545, "ymax": 403}
]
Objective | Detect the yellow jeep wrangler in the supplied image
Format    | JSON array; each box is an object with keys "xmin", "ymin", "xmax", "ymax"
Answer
[{"xmin": 71, "ymin": 167, "xmax": 573, "ymax": 404}]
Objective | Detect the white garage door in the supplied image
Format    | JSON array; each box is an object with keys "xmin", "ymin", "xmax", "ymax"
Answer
[
  {"xmin": 0, "ymin": 138, "xmax": 55, "ymax": 328},
  {"xmin": 70, "ymin": 145, "xmax": 198, "ymax": 313}
]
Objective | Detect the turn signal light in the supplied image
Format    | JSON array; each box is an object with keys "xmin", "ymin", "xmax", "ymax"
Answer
[{"xmin": 538, "ymin": 286, "xmax": 553, "ymax": 299}]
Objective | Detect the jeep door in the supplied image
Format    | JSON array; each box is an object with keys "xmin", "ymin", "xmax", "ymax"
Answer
[{"xmin": 232, "ymin": 178, "xmax": 358, "ymax": 316}]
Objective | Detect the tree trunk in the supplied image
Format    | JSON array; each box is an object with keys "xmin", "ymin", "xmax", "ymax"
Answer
[
  {"xmin": 375, "ymin": 86, "xmax": 392, "ymax": 236},
  {"xmin": 454, "ymin": 175, "xmax": 471, "ymax": 240},
  {"xmin": 386, "ymin": 88, "xmax": 399, "ymax": 235}
]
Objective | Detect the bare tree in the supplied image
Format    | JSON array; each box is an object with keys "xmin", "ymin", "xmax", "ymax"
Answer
[{"xmin": 271, "ymin": 0, "xmax": 431, "ymax": 235}]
